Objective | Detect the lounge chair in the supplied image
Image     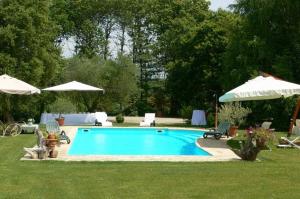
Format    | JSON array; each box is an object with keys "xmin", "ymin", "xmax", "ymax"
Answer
[
  {"xmin": 278, "ymin": 120, "xmax": 300, "ymax": 149},
  {"xmin": 140, "ymin": 113, "xmax": 155, "ymax": 127},
  {"xmin": 203, "ymin": 122, "xmax": 231, "ymax": 140},
  {"xmin": 94, "ymin": 112, "xmax": 112, "ymax": 126},
  {"xmin": 261, "ymin": 122, "xmax": 272, "ymax": 129},
  {"xmin": 46, "ymin": 121, "xmax": 71, "ymax": 144},
  {"xmin": 23, "ymin": 129, "xmax": 48, "ymax": 159},
  {"xmin": 278, "ymin": 136, "xmax": 300, "ymax": 149},
  {"xmin": 260, "ymin": 121, "xmax": 275, "ymax": 132}
]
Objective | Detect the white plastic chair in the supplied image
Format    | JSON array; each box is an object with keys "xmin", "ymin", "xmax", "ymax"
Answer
[
  {"xmin": 261, "ymin": 122, "xmax": 272, "ymax": 130},
  {"xmin": 94, "ymin": 112, "xmax": 112, "ymax": 127},
  {"xmin": 140, "ymin": 113, "xmax": 155, "ymax": 127}
]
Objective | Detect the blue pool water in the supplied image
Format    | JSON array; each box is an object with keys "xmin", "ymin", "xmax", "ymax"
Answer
[{"xmin": 68, "ymin": 128, "xmax": 211, "ymax": 156}]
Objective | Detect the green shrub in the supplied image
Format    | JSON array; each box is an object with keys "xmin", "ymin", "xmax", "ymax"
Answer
[
  {"xmin": 47, "ymin": 98, "xmax": 77, "ymax": 114},
  {"xmin": 206, "ymin": 112, "xmax": 215, "ymax": 127},
  {"xmin": 180, "ymin": 105, "xmax": 193, "ymax": 119},
  {"xmin": 116, "ymin": 114, "xmax": 124, "ymax": 123}
]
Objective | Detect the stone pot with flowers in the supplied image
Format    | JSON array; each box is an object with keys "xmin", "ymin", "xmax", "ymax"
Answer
[
  {"xmin": 238, "ymin": 127, "xmax": 274, "ymax": 161},
  {"xmin": 48, "ymin": 98, "xmax": 77, "ymax": 126},
  {"xmin": 253, "ymin": 128, "xmax": 275, "ymax": 149}
]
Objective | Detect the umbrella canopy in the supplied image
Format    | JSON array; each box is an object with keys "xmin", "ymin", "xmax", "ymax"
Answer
[
  {"xmin": 219, "ymin": 76, "xmax": 300, "ymax": 102},
  {"xmin": 0, "ymin": 74, "xmax": 40, "ymax": 95},
  {"xmin": 43, "ymin": 81, "xmax": 103, "ymax": 92}
]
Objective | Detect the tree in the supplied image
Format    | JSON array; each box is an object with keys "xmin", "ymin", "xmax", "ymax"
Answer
[
  {"xmin": 0, "ymin": 0, "xmax": 63, "ymax": 121},
  {"xmin": 226, "ymin": 0, "xmax": 300, "ymax": 84},
  {"xmin": 63, "ymin": 55, "xmax": 138, "ymax": 114},
  {"xmin": 221, "ymin": 0, "xmax": 300, "ymax": 130},
  {"xmin": 153, "ymin": 2, "xmax": 234, "ymax": 115}
]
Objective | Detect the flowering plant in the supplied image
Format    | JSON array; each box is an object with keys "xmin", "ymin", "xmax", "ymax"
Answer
[
  {"xmin": 246, "ymin": 127, "xmax": 275, "ymax": 145},
  {"xmin": 238, "ymin": 127, "xmax": 274, "ymax": 161}
]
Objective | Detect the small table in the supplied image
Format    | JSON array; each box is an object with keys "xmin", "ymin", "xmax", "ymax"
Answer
[{"xmin": 21, "ymin": 124, "xmax": 39, "ymax": 133}]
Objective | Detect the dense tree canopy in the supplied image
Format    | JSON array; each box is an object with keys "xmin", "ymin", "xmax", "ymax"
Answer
[
  {"xmin": 0, "ymin": 0, "xmax": 63, "ymax": 121},
  {"xmin": 0, "ymin": 0, "xmax": 299, "ymax": 130}
]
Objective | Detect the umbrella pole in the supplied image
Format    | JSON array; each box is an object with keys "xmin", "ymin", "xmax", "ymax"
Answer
[
  {"xmin": 288, "ymin": 98, "xmax": 300, "ymax": 137},
  {"xmin": 215, "ymin": 94, "xmax": 218, "ymax": 128}
]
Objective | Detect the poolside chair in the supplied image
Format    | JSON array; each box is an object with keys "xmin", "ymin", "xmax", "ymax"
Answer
[
  {"xmin": 94, "ymin": 112, "xmax": 113, "ymax": 126},
  {"xmin": 46, "ymin": 121, "xmax": 71, "ymax": 144},
  {"xmin": 278, "ymin": 136, "xmax": 300, "ymax": 149},
  {"xmin": 261, "ymin": 122, "xmax": 272, "ymax": 129},
  {"xmin": 278, "ymin": 120, "xmax": 300, "ymax": 149},
  {"xmin": 261, "ymin": 121, "xmax": 275, "ymax": 132},
  {"xmin": 203, "ymin": 122, "xmax": 231, "ymax": 140},
  {"xmin": 140, "ymin": 113, "xmax": 156, "ymax": 127},
  {"xmin": 23, "ymin": 129, "xmax": 48, "ymax": 159}
]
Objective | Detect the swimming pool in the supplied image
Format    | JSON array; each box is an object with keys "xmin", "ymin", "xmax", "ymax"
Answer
[{"xmin": 68, "ymin": 128, "xmax": 211, "ymax": 156}]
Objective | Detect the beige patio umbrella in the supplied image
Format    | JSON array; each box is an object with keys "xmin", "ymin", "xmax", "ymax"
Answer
[
  {"xmin": 0, "ymin": 74, "xmax": 40, "ymax": 129},
  {"xmin": 219, "ymin": 76, "xmax": 300, "ymax": 102},
  {"xmin": 42, "ymin": 81, "xmax": 103, "ymax": 92},
  {"xmin": 219, "ymin": 75, "xmax": 300, "ymax": 135},
  {"xmin": 0, "ymin": 74, "xmax": 40, "ymax": 94},
  {"xmin": 42, "ymin": 81, "xmax": 104, "ymax": 126}
]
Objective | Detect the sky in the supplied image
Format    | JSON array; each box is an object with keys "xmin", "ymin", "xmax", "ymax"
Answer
[
  {"xmin": 209, "ymin": 0, "xmax": 236, "ymax": 11},
  {"xmin": 61, "ymin": 0, "xmax": 236, "ymax": 58}
]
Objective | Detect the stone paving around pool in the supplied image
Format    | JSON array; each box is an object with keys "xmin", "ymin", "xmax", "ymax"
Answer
[{"xmin": 22, "ymin": 126, "xmax": 241, "ymax": 162}]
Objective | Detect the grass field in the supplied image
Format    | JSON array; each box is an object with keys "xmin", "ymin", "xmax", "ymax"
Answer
[{"xmin": 1, "ymin": 130, "xmax": 300, "ymax": 199}]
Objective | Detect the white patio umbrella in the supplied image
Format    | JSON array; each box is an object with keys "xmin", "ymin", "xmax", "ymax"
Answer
[
  {"xmin": 219, "ymin": 76, "xmax": 300, "ymax": 102},
  {"xmin": 219, "ymin": 75, "xmax": 300, "ymax": 135},
  {"xmin": 43, "ymin": 81, "xmax": 103, "ymax": 92},
  {"xmin": 0, "ymin": 74, "xmax": 40, "ymax": 95}
]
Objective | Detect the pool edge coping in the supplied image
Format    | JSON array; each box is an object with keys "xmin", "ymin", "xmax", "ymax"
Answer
[{"xmin": 22, "ymin": 126, "xmax": 241, "ymax": 162}]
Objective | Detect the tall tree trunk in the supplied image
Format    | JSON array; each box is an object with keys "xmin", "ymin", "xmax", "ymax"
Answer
[
  {"xmin": 2, "ymin": 95, "xmax": 14, "ymax": 122},
  {"xmin": 103, "ymin": 17, "xmax": 113, "ymax": 60},
  {"xmin": 120, "ymin": 23, "xmax": 126, "ymax": 54}
]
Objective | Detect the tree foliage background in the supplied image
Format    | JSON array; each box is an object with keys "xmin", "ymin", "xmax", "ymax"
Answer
[{"xmin": 0, "ymin": 0, "xmax": 299, "ymax": 130}]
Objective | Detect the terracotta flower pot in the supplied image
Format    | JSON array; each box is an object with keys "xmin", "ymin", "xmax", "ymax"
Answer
[
  {"xmin": 229, "ymin": 126, "xmax": 238, "ymax": 137},
  {"xmin": 46, "ymin": 134, "xmax": 58, "ymax": 148},
  {"xmin": 55, "ymin": 117, "xmax": 65, "ymax": 126}
]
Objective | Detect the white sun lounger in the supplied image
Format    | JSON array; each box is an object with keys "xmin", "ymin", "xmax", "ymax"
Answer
[
  {"xmin": 140, "ymin": 113, "xmax": 155, "ymax": 127},
  {"xmin": 278, "ymin": 123, "xmax": 300, "ymax": 149},
  {"xmin": 95, "ymin": 112, "xmax": 112, "ymax": 127},
  {"xmin": 278, "ymin": 137, "xmax": 300, "ymax": 149}
]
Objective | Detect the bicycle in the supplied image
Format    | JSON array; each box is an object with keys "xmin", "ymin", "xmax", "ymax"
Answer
[{"xmin": 1, "ymin": 120, "xmax": 24, "ymax": 137}]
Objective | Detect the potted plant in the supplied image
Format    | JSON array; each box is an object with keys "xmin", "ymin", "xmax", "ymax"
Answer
[
  {"xmin": 27, "ymin": 118, "xmax": 35, "ymax": 125},
  {"xmin": 48, "ymin": 98, "xmax": 77, "ymax": 126},
  {"xmin": 218, "ymin": 102, "xmax": 252, "ymax": 137},
  {"xmin": 46, "ymin": 133, "xmax": 59, "ymax": 158},
  {"xmin": 55, "ymin": 114, "xmax": 65, "ymax": 126},
  {"xmin": 237, "ymin": 127, "xmax": 274, "ymax": 161},
  {"xmin": 253, "ymin": 128, "xmax": 275, "ymax": 149}
]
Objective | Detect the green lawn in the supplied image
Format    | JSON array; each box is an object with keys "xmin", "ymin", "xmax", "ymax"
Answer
[{"xmin": 1, "ymin": 130, "xmax": 300, "ymax": 199}]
